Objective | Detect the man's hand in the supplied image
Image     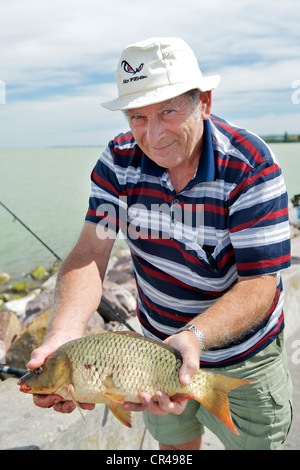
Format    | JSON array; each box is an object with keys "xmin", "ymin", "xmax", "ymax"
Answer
[
  {"xmin": 122, "ymin": 330, "xmax": 202, "ymax": 416},
  {"xmin": 122, "ymin": 390, "xmax": 188, "ymax": 416},
  {"xmin": 164, "ymin": 330, "xmax": 202, "ymax": 385}
]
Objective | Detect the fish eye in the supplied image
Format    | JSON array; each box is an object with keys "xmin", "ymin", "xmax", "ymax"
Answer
[{"xmin": 35, "ymin": 367, "xmax": 43, "ymax": 375}]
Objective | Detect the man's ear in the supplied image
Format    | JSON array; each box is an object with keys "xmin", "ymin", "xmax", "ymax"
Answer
[{"xmin": 200, "ymin": 91, "xmax": 212, "ymax": 120}]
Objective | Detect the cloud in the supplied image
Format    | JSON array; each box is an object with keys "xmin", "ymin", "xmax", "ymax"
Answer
[{"xmin": 0, "ymin": 0, "xmax": 299, "ymax": 147}]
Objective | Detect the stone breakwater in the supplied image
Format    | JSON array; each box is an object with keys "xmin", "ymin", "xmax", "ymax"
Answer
[{"xmin": 0, "ymin": 249, "xmax": 137, "ymax": 373}]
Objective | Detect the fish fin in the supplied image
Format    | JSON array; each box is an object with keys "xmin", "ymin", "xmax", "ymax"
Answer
[
  {"xmin": 66, "ymin": 384, "xmax": 86, "ymax": 422},
  {"xmin": 170, "ymin": 393, "xmax": 195, "ymax": 402},
  {"xmin": 103, "ymin": 374, "xmax": 126, "ymax": 404},
  {"xmin": 193, "ymin": 374, "xmax": 253, "ymax": 435},
  {"xmin": 106, "ymin": 402, "xmax": 132, "ymax": 428},
  {"xmin": 104, "ymin": 392, "xmax": 126, "ymax": 403}
]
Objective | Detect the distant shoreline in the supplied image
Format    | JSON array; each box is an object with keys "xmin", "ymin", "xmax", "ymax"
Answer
[{"xmin": 263, "ymin": 133, "xmax": 300, "ymax": 144}]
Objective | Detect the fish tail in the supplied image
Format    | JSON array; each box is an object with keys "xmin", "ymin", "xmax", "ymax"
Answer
[{"xmin": 192, "ymin": 373, "xmax": 253, "ymax": 435}]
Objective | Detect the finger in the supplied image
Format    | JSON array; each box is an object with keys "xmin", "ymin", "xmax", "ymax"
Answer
[
  {"xmin": 26, "ymin": 348, "xmax": 49, "ymax": 370},
  {"xmin": 53, "ymin": 400, "xmax": 76, "ymax": 414},
  {"xmin": 179, "ymin": 355, "xmax": 199, "ymax": 385},
  {"xmin": 140, "ymin": 391, "xmax": 186, "ymax": 415},
  {"xmin": 122, "ymin": 402, "xmax": 144, "ymax": 412},
  {"xmin": 79, "ymin": 403, "xmax": 95, "ymax": 411},
  {"xmin": 155, "ymin": 392, "xmax": 188, "ymax": 415},
  {"xmin": 122, "ymin": 392, "xmax": 162, "ymax": 414},
  {"xmin": 177, "ymin": 338, "xmax": 201, "ymax": 386},
  {"xmin": 33, "ymin": 394, "xmax": 63, "ymax": 408},
  {"xmin": 163, "ymin": 332, "xmax": 201, "ymax": 386}
]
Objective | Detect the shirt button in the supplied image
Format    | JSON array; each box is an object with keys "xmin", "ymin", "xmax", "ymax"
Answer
[{"xmin": 173, "ymin": 199, "xmax": 179, "ymax": 205}]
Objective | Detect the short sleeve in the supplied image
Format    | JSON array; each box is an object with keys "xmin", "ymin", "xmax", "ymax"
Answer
[
  {"xmin": 228, "ymin": 161, "xmax": 291, "ymax": 276},
  {"xmin": 85, "ymin": 142, "xmax": 126, "ymax": 237}
]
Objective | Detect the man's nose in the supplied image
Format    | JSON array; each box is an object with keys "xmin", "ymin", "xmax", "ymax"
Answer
[{"xmin": 146, "ymin": 118, "xmax": 166, "ymax": 146}]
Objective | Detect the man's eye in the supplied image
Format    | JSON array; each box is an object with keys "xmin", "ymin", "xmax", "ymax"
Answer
[
  {"xmin": 131, "ymin": 115, "xmax": 144, "ymax": 120},
  {"xmin": 163, "ymin": 109, "xmax": 174, "ymax": 115}
]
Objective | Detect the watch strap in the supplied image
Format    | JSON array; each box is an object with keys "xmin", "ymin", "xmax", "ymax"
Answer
[{"xmin": 176, "ymin": 324, "xmax": 205, "ymax": 350}]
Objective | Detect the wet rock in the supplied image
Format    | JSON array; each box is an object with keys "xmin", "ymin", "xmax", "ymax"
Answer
[
  {"xmin": 31, "ymin": 266, "xmax": 47, "ymax": 280},
  {"xmin": 0, "ymin": 272, "xmax": 10, "ymax": 285},
  {"xmin": 11, "ymin": 282, "xmax": 29, "ymax": 294}
]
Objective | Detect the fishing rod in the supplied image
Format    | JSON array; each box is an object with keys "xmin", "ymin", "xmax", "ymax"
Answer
[
  {"xmin": 0, "ymin": 200, "xmax": 62, "ymax": 263},
  {"xmin": 0, "ymin": 200, "xmax": 135, "ymax": 332},
  {"xmin": 0, "ymin": 365, "xmax": 27, "ymax": 378}
]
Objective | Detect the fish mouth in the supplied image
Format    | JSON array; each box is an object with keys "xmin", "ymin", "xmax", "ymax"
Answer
[{"xmin": 17, "ymin": 379, "xmax": 32, "ymax": 393}]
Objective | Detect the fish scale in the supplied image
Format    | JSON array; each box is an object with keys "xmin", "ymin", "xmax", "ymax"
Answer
[{"xmin": 18, "ymin": 331, "xmax": 254, "ymax": 433}]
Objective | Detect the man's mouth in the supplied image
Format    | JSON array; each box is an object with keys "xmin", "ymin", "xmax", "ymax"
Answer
[{"xmin": 151, "ymin": 142, "xmax": 175, "ymax": 152}]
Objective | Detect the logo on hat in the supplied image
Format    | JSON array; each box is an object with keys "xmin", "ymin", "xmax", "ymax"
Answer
[
  {"xmin": 121, "ymin": 60, "xmax": 145, "ymax": 75},
  {"xmin": 121, "ymin": 60, "xmax": 148, "ymax": 85}
]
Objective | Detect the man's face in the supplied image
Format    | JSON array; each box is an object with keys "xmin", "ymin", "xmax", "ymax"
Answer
[{"xmin": 125, "ymin": 92, "xmax": 211, "ymax": 171}]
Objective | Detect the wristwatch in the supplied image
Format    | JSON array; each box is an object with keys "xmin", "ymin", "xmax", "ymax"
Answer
[{"xmin": 176, "ymin": 324, "xmax": 205, "ymax": 350}]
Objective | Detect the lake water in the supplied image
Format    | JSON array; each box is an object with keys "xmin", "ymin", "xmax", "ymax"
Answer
[{"xmin": 0, "ymin": 143, "xmax": 299, "ymax": 279}]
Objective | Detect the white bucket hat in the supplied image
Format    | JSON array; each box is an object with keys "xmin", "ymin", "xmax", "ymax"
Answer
[{"xmin": 102, "ymin": 37, "xmax": 220, "ymax": 111}]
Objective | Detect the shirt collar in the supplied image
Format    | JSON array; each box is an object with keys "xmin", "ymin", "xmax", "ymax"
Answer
[
  {"xmin": 193, "ymin": 118, "xmax": 215, "ymax": 184},
  {"xmin": 140, "ymin": 118, "xmax": 215, "ymax": 183}
]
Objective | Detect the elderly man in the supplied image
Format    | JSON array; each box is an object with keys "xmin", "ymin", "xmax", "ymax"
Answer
[{"xmin": 28, "ymin": 37, "xmax": 292, "ymax": 450}]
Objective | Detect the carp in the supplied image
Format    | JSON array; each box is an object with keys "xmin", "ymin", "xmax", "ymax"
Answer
[{"xmin": 18, "ymin": 331, "xmax": 252, "ymax": 433}]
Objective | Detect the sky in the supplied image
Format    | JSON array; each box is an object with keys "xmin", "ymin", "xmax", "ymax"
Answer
[{"xmin": 0, "ymin": 0, "xmax": 300, "ymax": 148}]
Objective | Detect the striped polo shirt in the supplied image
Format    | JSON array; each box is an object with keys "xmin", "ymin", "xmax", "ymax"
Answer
[{"xmin": 86, "ymin": 114, "xmax": 291, "ymax": 367}]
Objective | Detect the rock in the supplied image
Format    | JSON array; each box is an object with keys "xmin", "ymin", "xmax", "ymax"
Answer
[
  {"xmin": 0, "ymin": 311, "xmax": 22, "ymax": 361},
  {"xmin": 99, "ymin": 253, "xmax": 136, "ymax": 323},
  {"xmin": 3, "ymin": 290, "xmax": 41, "ymax": 320},
  {"xmin": 0, "ymin": 293, "xmax": 10, "ymax": 303},
  {"xmin": 31, "ymin": 265, "xmax": 47, "ymax": 280},
  {"xmin": 0, "ymin": 272, "xmax": 10, "ymax": 285},
  {"xmin": 0, "ymin": 340, "xmax": 6, "ymax": 363},
  {"xmin": 84, "ymin": 311, "xmax": 106, "ymax": 335},
  {"xmin": 11, "ymin": 282, "xmax": 29, "ymax": 294},
  {"xmin": 111, "ymin": 284, "xmax": 136, "ymax": 313},
  {"xmin": 25, "ymin": 289, "xmax": 54, "ymax": 320},
  {"xmin": 4, "ymin": 289, "xmax": 41, "ymax": 319},
  {"xmin": 5, "ymin": 310, "xmax": 51, "ymax": 369},
  {"xmin": 41, "ymin": 273, "xmax": 57, "ymax": 290},
  {"xmin": 106, "ymin": 256, "xmax": 134, "ymax": 284},
  {"xmin": 101, "ymin": 285, "xmax": 136, "ymax": 322}
]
